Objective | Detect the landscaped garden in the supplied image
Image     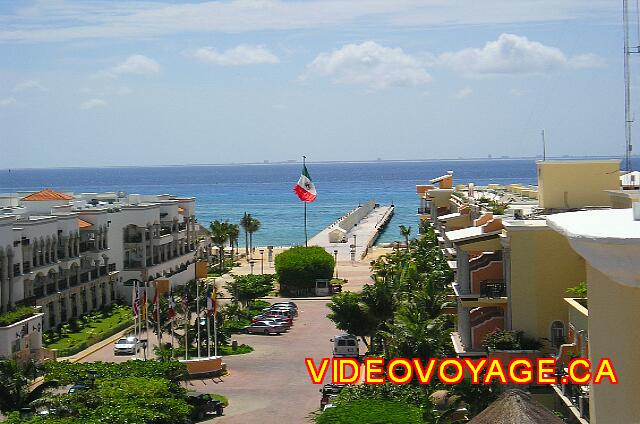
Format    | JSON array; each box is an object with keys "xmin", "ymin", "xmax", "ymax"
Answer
[
  {"xmin": 0, "ymin": 306, "xmax": 37, "ymax": 327},
  {"xmin": 43, "ymin": 304, "xmax": 133, "ymax": 356}
]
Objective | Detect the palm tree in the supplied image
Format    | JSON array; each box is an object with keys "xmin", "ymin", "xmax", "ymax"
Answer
[
  {"xmin": 227, "ymin": 223, "xmax": 240, "ymax": 262},
  {"xmin": 240, "ymin": 212, "xmax": 252, "ymax": 260},
  {"xmin": 246, "ymin": 217, "xmax": 261, "ymax": 259},
  {"xmin": 209, "ymin": 220, "xmax": 230, "ymax": 272},
  {"xmin": 399, "ymin": 225, "xmax": 411, "ymax": 250}
]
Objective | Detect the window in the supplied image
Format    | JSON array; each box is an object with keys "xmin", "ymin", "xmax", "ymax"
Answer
[
  {"xmin": 337, "ymin": 340, "xmax": 347, "ymax": 346},
  {"xmin": 347, "ymin": 340, "xmax": 356, "ymax": 346},
  {"xmin": 551, "ymin": 321, "xmax": 565, "ymax": 348}
]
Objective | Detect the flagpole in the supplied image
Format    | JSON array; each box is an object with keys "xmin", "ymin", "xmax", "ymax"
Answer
[
  {"xmin": 184, "ymin": 289, "xmax": 189, "ymax": 360},
  {"xmin": 207, "ymin": 283, "xmax": 211, "ymax": 358},
  {"xmin": 155, "ymin": 281, "xmax": 162, "ymax": 352},
  {"xmin": 133, "ymin": 282, "xmax": 138, "ymax": 360},
  {"xmin": 170, "ymin": 282, "xmax": 175, "ymax": 359},
  {"xmin": 303, "ymin": 155, "xmax": 308, "ymax": 247},
  {"xmin": 213, "ymin": 281, "xmax": 218, "ymax": 357},
  {"xmin": 196, "ymin": 279, "xmax": 201, "ymax": 359}
]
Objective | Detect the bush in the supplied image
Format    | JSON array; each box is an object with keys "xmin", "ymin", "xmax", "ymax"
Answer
[
  {"xmin": 225, "ymin": 274, "xmax": 275, "ymax": 307},
  {"xmin": 314, "ymin": 399, "xmax": 424, "ymax": 424},
  {"xmin": 275, "ymin": 246, "xmax": 334, "ymax": 295},
  {"xmin": 0, "ymin": 306, "xmax": 36, "ymax": 327},
  {"xmin": 482, "ymin": 329, "xmax": 542, "ymax": 351}
]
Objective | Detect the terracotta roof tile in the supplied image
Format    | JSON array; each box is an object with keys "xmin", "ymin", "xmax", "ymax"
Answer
[
  {"xmin": 78, "ymin": 219, "xmax": 93, "ymax": 229},
  {"xmin": 21, "ymin": 189, "xmax": 74, "ymax": 201}
]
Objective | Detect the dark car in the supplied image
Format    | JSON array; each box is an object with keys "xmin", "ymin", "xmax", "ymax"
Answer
[
  {"xmin": 319, "ymin": 384, "xmax": 346, "ymax": 409},
  {"xmin": 68, "ymin": 384, "xmax": 90, "ymax": 394},
  {"xmin": 187, "ymin": 392, "xmax": 224, "ymax": 421}
]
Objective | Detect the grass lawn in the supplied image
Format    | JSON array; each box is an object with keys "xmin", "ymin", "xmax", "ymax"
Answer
[
  {"xmin": 210, "ymin": 394, "xmax": 229, "ymax": 407},
  {"xmin": 45, "ymin": 305, "xmax": 133, "ymax": 356}
]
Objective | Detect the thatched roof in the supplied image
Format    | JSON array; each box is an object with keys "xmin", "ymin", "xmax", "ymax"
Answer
[{"xmin": 468, "ymin": 389, "xmax": 564, "ymax": 424}]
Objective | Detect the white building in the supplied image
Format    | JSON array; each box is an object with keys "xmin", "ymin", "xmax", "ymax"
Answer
[{"xmin": 0, "ymin": 189, "xmax": 207, "ymax": 359}]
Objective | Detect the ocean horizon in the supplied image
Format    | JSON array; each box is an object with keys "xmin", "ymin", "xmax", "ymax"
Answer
[{"xmin": 1, "ymin": 158, "xmax": 637, "ymax": 247}]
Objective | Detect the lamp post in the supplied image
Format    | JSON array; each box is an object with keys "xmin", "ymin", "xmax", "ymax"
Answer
[
  {"xmin": 249, "ymin": 260, "xmax": 255, "ymax": 275},
  {"xmin": 259, "ymin": 249, "xmax": 264, "ymax": 274},
  {"xmin": 333, "ymin": 250, "xmax": 338, "ymax": 278},
  {"xmin": 140, "ymin": 339, "xmax": 148, "ymax": 361}
]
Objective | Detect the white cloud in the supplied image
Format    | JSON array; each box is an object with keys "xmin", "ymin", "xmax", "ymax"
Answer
[
  {"xmin": 191, "ymin": 45, "xmax": 279, "ymax": 66},
  {"xmin": 0, "ymin": 97, "xmax": 16, "ymax": 107},
  {"xmin": 110, "ymin": 54, "xmax": 160, "ymax": 76},
  {"xmin": 13, "ymin": 79, "xmax": 47, "ymax": 92},
  {"xmin": 305, "ymin": 41, "xmax": 432, "ymax": 89},
  {"xmin": 0, "ymin": 1, "xmax": 617, "ymax": 43},
  {"xmin": 438, "ymin": 33, "xmax": 605, "ymax": 77},
  {"xmin": 80, "ymin": 98, "xmax": 107, "ymax": 110},
  {"xmin": 455, "ymin": 87, "xmax": 473, "ymax": 99}
]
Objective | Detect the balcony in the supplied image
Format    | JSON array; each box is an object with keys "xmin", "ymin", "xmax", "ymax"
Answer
[
  {"xmin": 417, "ymin": 207, "xmax": 429, "ymax": 214},
  {"xmin": 124, "ymin": 235, "xmax": 143, "ymax": 243},
  {"xmin": 480, "ymin": 280, "xmax": 506, "ymax": 298},
  {"xmin": 124, "ymin": 261, "xmax": 144, "ymax": 270}
]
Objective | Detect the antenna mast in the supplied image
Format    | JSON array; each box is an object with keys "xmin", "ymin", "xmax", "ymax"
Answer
[
  {"xmin": 623, "ymin": 0, "xmax": 637, "ymax": 171},
  {"xmin": 541, "ymin": 130, "xmax": 546, "ymax": 161}
]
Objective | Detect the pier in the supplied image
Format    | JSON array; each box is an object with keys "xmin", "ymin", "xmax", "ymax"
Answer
[{"xmin": 309, "ymin": 200, "xmax": 394, "ymax": 261}]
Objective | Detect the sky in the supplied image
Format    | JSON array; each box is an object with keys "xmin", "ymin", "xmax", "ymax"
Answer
[{"xmin": 0, "ymin": 0, "xmax": 633, "ymax": 168}]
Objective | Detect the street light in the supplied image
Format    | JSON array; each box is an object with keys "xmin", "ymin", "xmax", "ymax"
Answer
[
  {"xmin": 249, "ymin": 260, "xmax": 255, "ymax": 275},
  {"xmin": 259, "ymin": 249, "xmax": 264, "ymax": 274},
  {"xmin": 333, "ymin": 250, "xmax": 338, "ymax": 278}
]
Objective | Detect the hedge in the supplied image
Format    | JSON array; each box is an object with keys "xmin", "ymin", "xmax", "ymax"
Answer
[
  {"xmin": 275, "ymin": 246, "xmax": 334, "ymax": 295},
  {"xmin": 0, "ymin": 306, "xmax": 36, "ymax": 327},
  {"xmin": 314, "ymin": 399, "xmax": 424, "ymax": 424}
]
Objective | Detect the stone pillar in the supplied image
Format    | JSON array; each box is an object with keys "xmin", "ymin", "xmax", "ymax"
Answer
[
  {"xmin": 456, "ymin": 249, "xmax": 470, "ymax": 294},
  {"xmin": 95, "ymin": 285, "xmax": 102, "ymax": 310},
  {"xmin": 64, "ymin": 295, "xmax": 71, "ymax": 320},
  {"xmin": 75, "ymin": 236, "xmax": 80, "ymax": 257},
  {"xmin": 76, "ymin": 293, "xmax": 83, "ymax": 316},
  {"xmin": 105, "ymin": 282, "xmax": 112, "ymax": 306},
  {"xmin": 86, "ymin": 287, "xmax": 93, "ymax": 312},
  {"xmin": 54, "ymin": 299, "xmax": 62, "ymax": 326},
  {"xmin": 458, "ymin": 302, "xmax": 472, "ymax": 350}
]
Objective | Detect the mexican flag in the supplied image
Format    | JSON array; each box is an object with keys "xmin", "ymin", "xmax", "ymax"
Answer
[{"xmin": 293, "ymin": 164, "xmax": 317, "ymax": 202}]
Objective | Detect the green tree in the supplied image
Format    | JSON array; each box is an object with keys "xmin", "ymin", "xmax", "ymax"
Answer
[
  {"xmin": 225, "ymin": 274, "xmax": 275, "ymax": 308},
  {"xmin": 209, "ymin": 220, "xmax": 230, "ymax": 272},
  {"xmin": 227, "ymin": 223, "xmax": 240, "ymax": 262},
  {"xmin": 246, "ymin": 216, "xmax": 261, "ymax": 259},
  {"xmin": 240, "ymin": 212, "xmax": 252, "ymax": 260},
  {"xmin": 326, "ymin": 292, "xmax": 377, "ymax": 349},
  {"xmin": 0, "ymin": 360, "xmax": 35, "ymax": 413},
  {"xmin": 399, "ymin": 225, "xmax": 411, "ymax": 250},
  {"xmin": 275, "ymin": 246, "xmax": 334, "ymax": 295}
]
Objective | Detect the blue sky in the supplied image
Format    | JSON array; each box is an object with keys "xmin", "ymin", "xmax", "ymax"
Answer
[{"xmin": 0, "ymin": 1, "xmax": 631, "ymax": 168}]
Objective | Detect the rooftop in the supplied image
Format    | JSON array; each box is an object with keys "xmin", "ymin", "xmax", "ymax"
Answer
[{"xmin": 21, "ymin": 189, "xmax": 74, "ymax": 201}]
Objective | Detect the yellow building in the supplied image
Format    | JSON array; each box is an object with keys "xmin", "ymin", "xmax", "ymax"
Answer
[{"xmin": 548, "ymin": 208, "xmax": 640, "ymax": 424}]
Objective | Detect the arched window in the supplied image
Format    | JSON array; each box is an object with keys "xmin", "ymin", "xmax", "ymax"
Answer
[{"xmin": 551, "ymin": 320, "xmax": 565, "ymax": 348}]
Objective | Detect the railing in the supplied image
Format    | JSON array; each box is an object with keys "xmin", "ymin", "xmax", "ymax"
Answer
[
  {"xmin": 124, "ymin": 261, "xmax": 144, "ymax": 270},
  {"xmin": 480, "ymin": 280, "xmax": 506, "ymax": 298},
  {"xmin": 557, "ymin": 379, "xmax": 590, "ymax": 421}
]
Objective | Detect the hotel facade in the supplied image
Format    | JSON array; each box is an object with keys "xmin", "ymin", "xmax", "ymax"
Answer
[
  {"xmin": 0, "ymin": 189, "xmax": 206, "ymax": 360},
  {"xmin": 417, "ymin": 160, "xmax": 640, "ymax": 424}
]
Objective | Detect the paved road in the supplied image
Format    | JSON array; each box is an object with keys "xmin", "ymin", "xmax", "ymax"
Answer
[{"xmin": 196, "ymin": 298, "xmax": 340, "ymax": 424}]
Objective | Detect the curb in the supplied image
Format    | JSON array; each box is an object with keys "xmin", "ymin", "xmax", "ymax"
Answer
[{"xmin": 58, "ymin": 325, "xmax": 134, "ymax": 363}]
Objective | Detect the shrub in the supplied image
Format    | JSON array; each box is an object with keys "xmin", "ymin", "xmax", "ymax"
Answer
[
  {"xmin": 482, "ymin": 329, "xmax": 542, "ymax": 351},
  {"xmin": 0, "ymin": 306, "xmax": 36, "ymax": 327},
  {"xmin": 566, "ymin": 282, "xmax": 587, "ymax": 299},
  {"xmin": 225, "ymin": 274, "xmax": 275, "ymax": 307},
  {"xmin": 275, "ymin": 246, "xmax": 334, "ymax": 295},
  {"xmin": 314, "ymin": 399, "xmax": 424, "ymax": 424}
]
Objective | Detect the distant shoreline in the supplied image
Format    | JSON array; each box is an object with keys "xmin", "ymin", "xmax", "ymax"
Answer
[{"xmin": 1, "ymin": 155, "xmax": 635, "ymax": 172}]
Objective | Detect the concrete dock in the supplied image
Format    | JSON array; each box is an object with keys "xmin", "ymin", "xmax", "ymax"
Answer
[{"xmin": 309, "ymin": 202, "xmax": 394, "ymax": 261}]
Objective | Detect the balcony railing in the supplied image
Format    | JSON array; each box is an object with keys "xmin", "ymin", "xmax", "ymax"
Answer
[{"xmin": 480, "ymin": 280, "xmax": 506, "ymax": 298}]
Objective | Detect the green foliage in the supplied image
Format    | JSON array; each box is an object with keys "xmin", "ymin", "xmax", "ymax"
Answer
[
  {"xmin": 275, "ymin": 246, "xmax": 334, "ymax": 294},
  {"xmin": 314, "ymin": 399, "xmax": 425, "ymax": 424},
  {"xmin": 326, "ymin": 292, "xmax": 378, "ymax": 348},
  {"xmin": 43, "ymin": 360, "xmax": 186, "ymax": 386},
  {"xmin": 335, "ymin": 384, "xmax": 431, "ymax": 409},
  {"xmin": 44, "ymin": 305, "xmax": 132, "ymax": 357},
  {"xmin": 225, "ymin": 274, "xmax": 275, "ymax": 307},
  {"xmin": 0, "ymin": 306, "xmax": 36, "ymax": 327},
  {"xmin": 0, "ymin": 360, "xmax": 35, "ymax": 413},
  {"xmin": 566, "ymin": 282, "xmax": 587, "ymax": 299},
  {"xmin": 482, "ymin": 329, "xmax": 542, "ymax": 351}
]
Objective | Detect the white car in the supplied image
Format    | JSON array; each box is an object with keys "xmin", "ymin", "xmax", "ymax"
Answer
[
  {"xmin": 113, "ymin": 336, "xmax": 139, "ymax": 355},
  {"xmin": 243, "ymin": 321, "xmax": 286, "ymax": 335}
]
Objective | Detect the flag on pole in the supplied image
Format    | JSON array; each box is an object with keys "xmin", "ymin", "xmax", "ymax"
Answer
[
  {"xmin": 167, "ymin": 286, "xmax": 176, "ymax": 321},
  {"xmin": 182, "ymin": 290, "xmax": 189, "ymax": 315},
  {"xmin": 206, "ymin": 285, "xmax": 215, "ymax": 316},
  {"xmin": 141, "ymin": 290, "xmax": 147, "ymax": 321},
  {"xmin": 293, "ymin": 164, "xmax": 317, "ymax": 202},
  {"xmin": 132, "ymin": 286, "xmax": 139, "ymax": 318},
  {"xmin": 153, "ymin": 285, "xmax": 159, "ymax": 320}
]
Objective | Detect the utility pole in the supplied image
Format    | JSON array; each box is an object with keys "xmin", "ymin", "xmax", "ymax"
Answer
[
  {"xmin": 623, "ymin": 0, "xmax": 639, "ymax": 171},
  {"xmin": 541, "ymin": 130, "xmax": 546, "ymax": 161}
]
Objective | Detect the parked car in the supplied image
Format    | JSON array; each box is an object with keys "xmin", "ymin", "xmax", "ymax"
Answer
[
  {"xmin": 267, "ymin": 309, "xmax": 293, "ymax": 319},
  {"xmin": 243, "ymin": 321, "xmax": 286, "ymax": 335},
  {"xmin": 252, "ymin": 315, "xmax": 291, "ymax": 327},
  {"xmin": 320, "ymin": 384, "xmax": 346, "ymax": 409},
  {"xmin": 113, "ymin": 336, "xmax": 139, "ymax": 355},
  {"xmin": 186, "ymin": 392, "xmax": 224, "ymax": 421},
  {"xmin": 68, "ymin": 384, "xmax": 90, "ymax": 394},
  {"xmin": 331, "ymin": 334, "xmax": 360, "ymax": 358},
  {"xmin": 258, "ymin": 319, "xmax": 288, "ymax": 332},
  {"xmin": 270, "ymin": 304, "xmax": 298, "ymax": 316}
]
